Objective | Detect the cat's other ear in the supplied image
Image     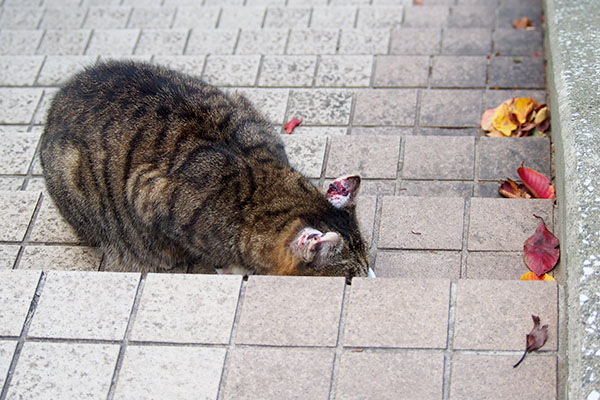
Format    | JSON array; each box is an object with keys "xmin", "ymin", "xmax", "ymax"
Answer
[
  {"xmin": 326, "ymin": 175, "xmax": 361, "ymax": 209},
  {"xmin": 291, "ymin": 228, "xmax": 340, "ymax": 264}
]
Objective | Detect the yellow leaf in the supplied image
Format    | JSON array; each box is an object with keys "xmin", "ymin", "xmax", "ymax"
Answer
[
  {"xmin": 520, "ymin": 271, "xmax": 556, "ymax": 281},
  {"xmin": 534, "ymin": 106, "xmax": 548, "ymax": 125},
  {"xmin": 485, "ymin": 130, "xmax": 505, "ymax": 137},
  {"xmin": 513, "ymin": 97, "xmax": 535, "ymax": 124},
  {"xmin": 492, "ymin": 103, "xmax": 517, "ymax": 136}
]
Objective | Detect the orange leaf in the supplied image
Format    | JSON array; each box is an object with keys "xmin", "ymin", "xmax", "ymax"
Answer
[
  {"xmin": 520, "ymin": 271, "xmax": 555, "ymax": 281},
  {"xmin": 513, "ymin": 16, "xmax": 533, "ymax": 30},
  {"xmin": 523, "ymin": 215, "xmax": 560, "ymax": 276},
  {"xmin": 492, "ymin": 103, "xmax": 517, "ymax": 136},
  {"xmin": 512, "ymin": 97, "xmax": 535, "ymax": 124},
  {"xmin": 517, "ymin": 162, "xmax": 555, "ymax": 199}
]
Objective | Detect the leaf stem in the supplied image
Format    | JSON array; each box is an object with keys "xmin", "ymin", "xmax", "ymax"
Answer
[{"xmin": 513, "ymin": 349, "xmax": 528, "ymax": 368}]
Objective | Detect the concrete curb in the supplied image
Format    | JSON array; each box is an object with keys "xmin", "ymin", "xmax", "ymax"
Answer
[{"xmin": 544, "ymin": 0, "xmax": 600, "ymax": 398}]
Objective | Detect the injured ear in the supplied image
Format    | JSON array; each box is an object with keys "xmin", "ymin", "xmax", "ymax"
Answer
[
  {"xmin": 291, "ymin": 227, "xmax": 340, "ymax": 264},
  {"xmin": 327, "ymin": 175, "xmax": 361, "ymax": 209}
]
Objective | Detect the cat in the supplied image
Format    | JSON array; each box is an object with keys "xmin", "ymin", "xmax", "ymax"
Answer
[{"xmin": 40, "ymin": 61, "xmax": 374, "ymax": 281}]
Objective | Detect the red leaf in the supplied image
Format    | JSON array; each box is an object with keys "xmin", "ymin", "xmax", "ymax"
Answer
[
  {"xmin": 284, "ymin": 117, "xmax": 302, "ymax": 134},
  {"xmin": 517, "ymin": 162, "xmax": 555, "ymax": 199},
  {"xmin": 523, "ymin": 215, "xmax": 560, "ymax": 276},
  {"xmin": 514, "ymin": 315, "xmax": 548, "ymax": 368}
]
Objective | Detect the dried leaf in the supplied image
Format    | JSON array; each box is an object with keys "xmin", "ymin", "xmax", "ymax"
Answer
[
  {"xmin": 492, "ymin": 103, "xmax": 517, "ymax": 136},
  {"xmin": 513, "ymin": 315, "xmax": 548, "ymax": 368},
  {"xmin": 485, "ymin": 130, "xmax": 506, "ymax": 137},
  {"xmin": 520, "ymin": 271, "xmax": 555, "ymax": 281},
  {"xmin": 517, "ymin": 162, "xmax": 555, "ymax": 199},
  {"xmin": 498, "ymin": 178, "xmax": 532, "ymax": 199},
  {"xmin": 481, "ymin": 108, "xmax": 496, "ymax": 131},
  {"xmin": 534, "ymin": 105, "xmax": 548, "ymax": 125},
  {"xmin": 513, "ymin": 16, "xmax": 533, "ymax": 30},
  {"xmin": 513, "ymin": 97, "xmax": 535, "ymax": 124},
  {"xmin": 523, "ymin": 215, "xmax": 560, "ymax": 276},
  {"xmin": 284, "ymin": 116, "xmax": 302, "ymax": 134}
]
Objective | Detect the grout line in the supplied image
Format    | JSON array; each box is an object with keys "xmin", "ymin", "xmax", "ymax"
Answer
[
  {"xmin": 441, "ymin": 280, "xmax": 457, "ymax": 400},
  {"xmin": 327, "ymin": 282, "xmax": 349, "ymax": 400},
  {"xmin": 11, "ymin": 192, "xmax": 44, "ymax": 270},
  {"xmin": 459, "ymin": 197, "xmax": 471, "ymax": 279},
  {"xmin": 105, "ymin": 273, "xmax": 146, "ymax": 400},
  {"xmin": 216, "ymin": 277, "xmax": 247, "ymax": 400},
  {"xmin": 0, "ymin": 271, "xmax": 46, "ymax": 400}
]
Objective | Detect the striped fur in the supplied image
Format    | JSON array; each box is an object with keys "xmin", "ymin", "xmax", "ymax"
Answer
[{"xmin": 40, "ymin": 61, "xmax": 369, "ymax": 279}]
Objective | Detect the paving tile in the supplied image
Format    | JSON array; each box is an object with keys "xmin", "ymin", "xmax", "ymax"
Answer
[
  {"xmin": 339, "ymin": 29, "xmax": 390, "ymax": 55},
  {"xmin": 40, "ymin": 7, "xmax": 87, "ymax": 29},
  {"xmin": 478, "ymin": 137, "xmax": 551, "ymax": 180},
  {"xmin": 84, "ymin": 6, "xmax": 132, "ymax": 29},
  {"xmin": 203, "ymin": 55, "xmax": 260, "ymax": 86},
  {"xmin": 483, "ymin": 89, "xmax": 546, "ymax": 110},
  {"xmin": 390, "ymin": 28, "xmax": 441, "ymax": 55},
  {"xmin": 354, "ymin": 89, "xmax": 418, "ymax": 126},
  {"xmin": 442, "ymin": 28, "xmax": 492, "ymax": 55},
  {"xmin": 37, "ymin": 29, "xmax": 91, "ymax": 55},
  {"xmin": 0, "ymin": 7, "xmax": 44, "ymax": 29},
  {"xmin": 28, "ymin": 197, "xmax": 80, "ymax": 243},
  {"xmin": 86, "ymin": 29, "xmax": 139, "ymax": 55},
  {"xmin": 352, "ymin": 126, "xmax": 413, "ymax": 136},
  {"xmin": 36, "ymin": 56, "xmax": 97, "ymax": 86},
  {"xmin": 0, "ymin": 270, "xmax": 41, "ymax": 336},
  {"xmin": 356, "ymin": 6, "xmax": 404, "ymax": 28},
  {"xmin": 0, "ymin": 88, "xmax": 43, "ymax": 124},
  {"xmin": 493, "ymin": 29, "xmax": 544, "ymax": 56},
  {"xmin": 287, "ymin": 30, "xmax": 339, "ymax": 55},
  {"xmin": 344, "ymin": 278, "xmax": 450, "ymax": 348},
  {"xmin": 468, "ymin": 198, "xmax": 553, "ymax": 251},
  {"xmin": 222, "ymin": 347, "xmax": 334, "ymax": 400},
  {"xmin": 219, "ymin": 6, "xmax": 266, "ymax": 29},
  {"xmin": 465, "ymin": 251, "xmax": 527, "ymax": 280},
  {"xmin": 496, "ymin": 2, "xmax": 543, "ymax": 30},
  {"xmin": 355, "ymin": 195, "xmax": 377, "ymax": 246},
  {"xmin": 18, "ymin": 245, "xmax": 102, "ymax": 271},
  {"xmin": 335, "ymin": 351, "xmax": 444, "ymax": 400},
  {"xmin": 6, "ymin": 342, "xmax": 119, "ymax": 400},
  {"xmin": 128, "ymin": 7, "xmax": 175, "ymax": 29},
  {"xmin": 375, "ymin": 250, "xmax": 461, "ymax": 279},
  {"xmin": 130, "ymin": 274, "xmax": 241, "ymax": 344},
  {"xmin": 172, "ymin": 6, "xmax": 220, "ymax": 29},
  {"xmin": 32, "ymin": 88, "xmax": 60, "ymax": 126},
  {"xmin": 281, "ymin": 135, "xmax": 327, "ymax": 178},
  {"xmin": 378, "ymin": 196, "xmax": 465, "ymax": 250},
  {"xmin": 153, "ymin": 55, "xmax": 205, "ymax": 77},
  {"xmin": 235, "ymin": 276, "xmax": 345, "ymax": 346},
  {"xmin": 476, "ymin": 181, "xmax": 505, "ymax": 198},
  {"xmin": 0, "ymin": 130, "xmax": 40, "ymax": 174},
  {"xmin": 419, "ymin": 89, "xmax": 482, "ymax": 127},
  {"xmin": 0, "ymin": 341, "xmax": 17, "ymax": 389},
  {"xmin": 418, "ymin": 127, "xmax": 480, "ymax": 136},
  {"xmin": 373, "ymin": 55, "xmax": 429, "ymax": 87},
  {"xmin": 115, "ymin": 346, "xmax": 226, "ymax": 399},
  {"xmin": 398, "ymin": 180, "xmax": 474, "ymax": 197},
  {"xmin": 489, "ymin": 56, "xmax": 545, "ymax": 88},
  {"xmin": 289, "ymin": 126, "xmax": 348, "ymax": 136},
  {"xmin": 431, "ymin": 56, "xmax": 487, "ymax": 87},
  {"xmin": 259, "ymin": 55, "xmax": 317, "ymax": 87},
  {"xmin": 0, "ymin": 191, "xmax": 39, "ymax": 242},
  {"xmin": 0, "ymin": 245, "xmax": 20, "ymax": 270},
  {"xmin": 450, "ymin": 354, "xmax": 556, "ymax": 400},
  {"xmin": 454, "ymin": 279, "xmax": 558, "ymax": 350},
  {"xmin": 327, "ymin": 135, "xmax": 400, "ymax": 179},
  {"xmin": 402, "ymin": 136, "xmax": 475, "ymax": 180},
  {"xmin": 287, "ymin": 89, "xmax": 353, "ymax": 125},
  {"xmin": 186, "ymin": 30, "xmax": 238, "ymax": 55},
  {"xmin": 28, "ymin": 271, "xmax": 139, "ymax": 340},
  {"xmin": 311, "ymin": 6, "xmax": 357, "ymax": 28},
  {"xmin": 264, "ymin": 7, "xmax": 310, "ymax": 29},
  {"xmin": 236, "ymin": 30, "xmax": 288, "ymax": 55},
  {"xmin": 134, "ymin": 29, "xmax": 188, "ymax": 55},
  {"xmin": 0, "ymin": 56, "xmax": 44, "ymax": 86},
  {"xmin": 0, "ymin": 178, "xmax": 25, "ymax": 191},
  {"xmin": 448, "ymin": 5, "xmax": 495, "ymax": 27},
  {"xmin": 230, "ymin": 88, "xmax": 289, "ymax": 124},
  {"xmin": 0, "ymin": 30, "xmax": 44, "ymax": 55},
  {"xmin": 403, "ymin": 5, "xmax": 449, "ymax": 27},
  {"xmin": 315, "ymin": 55, "xmax": 372, "ymax": 87}
]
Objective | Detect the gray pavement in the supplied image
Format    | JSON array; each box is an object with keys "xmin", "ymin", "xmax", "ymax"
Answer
[{"xmin": 0, "ymin": 0, "xmax": 567, "ymax": 399}]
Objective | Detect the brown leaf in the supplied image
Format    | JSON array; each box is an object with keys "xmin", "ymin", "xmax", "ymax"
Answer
[
  {"xmin": 498, "ymin": 178, "xmax": 532, "ymax": 199},
  {"xmin": 513, "ymin": 16, "xmax": 533, "ymax": 30},
  {"xmin": 513, "ymin": 315, "xmax": 548, "ymax": 367},
  {"xmin": 523, "ymin": 215, "xmax": 560, "ymax": 276}
]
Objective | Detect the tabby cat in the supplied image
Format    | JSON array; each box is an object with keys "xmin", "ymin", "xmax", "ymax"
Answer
[{"xmin": 40, "ymin": 61, "xmax": 373, "ymax": 281}]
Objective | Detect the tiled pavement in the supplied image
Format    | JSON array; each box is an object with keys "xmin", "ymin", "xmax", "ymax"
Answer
[{"xmin": 0, "ymin": 0, "xmax": 562, "ymax": 399}]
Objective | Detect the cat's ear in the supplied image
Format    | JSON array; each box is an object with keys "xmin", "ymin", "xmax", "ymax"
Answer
[
  {"xmin": 326, "ymin": 175, "xmax": 361, "ymax": 209},
  {"xmin": 291, "ymin": 228, "xmax": 340, "ymax": 264}
]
